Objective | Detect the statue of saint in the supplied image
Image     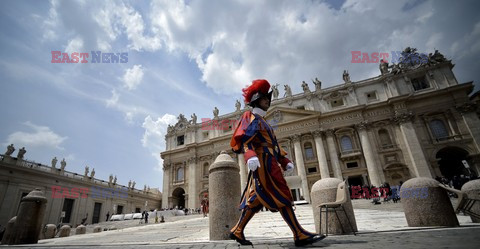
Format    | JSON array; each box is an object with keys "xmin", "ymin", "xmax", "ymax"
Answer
[
  {"xmin": 17, "ymin": 147, "xmax": 26, "ymax": 159},
  {"xmin": 51, "ymin": 157, "xmax": 58, "ymax": 168},
  {"xmin": 84, "ymin": 166, "xmax": 89, "ymax": 176},
  {"xmin": 343, "ymin": 70, "xmax": 351, "ymax": 83},
  {"xmin": 272, "ymin": 84, "xmax": 279, "ymax": 99},
  {"xmin": 5, "ymin": 144, "xmax": 15, "ymax": 156},
  {"xmin": 132, "ymin": 181, "xmax": 136, "ymax": 189},
  {"xmin": 283, "ymin": 84, "xmax": 292, "ymax": 97},
  {"xmin": 379, "ymin": 59, "xmax": 390, "ymax": 75},
  {"xmin": 109, "ymin": 174, "xmax": 113, "ymax": 184},
  {"xmin": 128, "ymin": 180, "xmax": 132, "ymax": 188},
  {"xmin": 191, "ymin": 113, "xmax": 197, "ymax": 124},
  {"xmin": 60, "ymin": 158, "xmax": 66, "ymax": 170},
  {"xmin": 113, "ymin": 176, "xmax": 117, "ymax": 185},
  {"xmin": 235, "ymin": 100, "xmax": 241, "ymax": 112},
  {"xmin": 213, "ymin": 107, "xmax": 219, "ymax": 119},
  {"xmin": 90, "ymin": 168, "xmax": 95, "ymax": 178},
  {"xmin": 313, "ymin": 78, "xmax": 322, "ymax": 91},
  {"xmin": 301, "ymin": 81, "xmax": 310, "ymax": 93},
  {"xmin": 144, "ymin": 185, "xmax": 147, "ymax": 191}
]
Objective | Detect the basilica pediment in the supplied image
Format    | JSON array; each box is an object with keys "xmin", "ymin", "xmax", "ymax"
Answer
[{"xmin": 264, "ymin": 106, "xmax": 319, "ymax": 125}]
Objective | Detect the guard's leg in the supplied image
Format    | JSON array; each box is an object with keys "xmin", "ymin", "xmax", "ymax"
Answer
[
  {"xmin": 279, "ymin": 204, "xmax": 325, "ymax": 246},
  {"xmin": 230, "ymin": 195, "xmax": 263, "ymax": 241},
  {"xmin": 278, "ymin": 204, "xmax": 315, "ymax": 241}
]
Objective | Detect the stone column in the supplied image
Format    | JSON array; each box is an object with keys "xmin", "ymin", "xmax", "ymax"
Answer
[
  {"xmin": 356, "ymin": 122, "xmax": 382, "ymax": 187},
  {"xmin": 313, "ymin": 131, "xmax": 330, "ymax": 178},
  {"xmin": 325, "ymin": 129, "xmax": 343, "ymax": 179},
  {"xmin": 394, "ymin": 113, "xmax": 432, "ymax": 178},
  {"xmin": 402, "ymin": 177, "xmax": 458, "ymax": 227},
  {"xmin": 457, "ymin": 103, "xmax": 480, "ymax": 152},
  {"xmin": 12, "ymin": 188, "xmax": 48, "ymax": 244},
  {"xmin": 209, "ymin": 151, "xmax": 240, "ymax": 240},
  {"xmin": 187, "ymin": 157, "xmax": 197, "ymax": 209},
  {"xmin": 461, "ymin": 179, "xmax": 480, "ymax": 223},
  {"xmin": 291, "ymin": 135, "xmax": 311, "ymax": 203},
  {"xmin": 237, "ymin": 153, "xmax": 247, "ymax": 192},
  {"xmin": 162, "ymin": 163, "xmax": 171, "ymax": 209}
]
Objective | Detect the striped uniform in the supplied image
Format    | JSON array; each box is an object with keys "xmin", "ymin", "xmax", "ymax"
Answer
[{"xmin": 230, "ymin": 111, "xmax": 316, "ymax": 242}]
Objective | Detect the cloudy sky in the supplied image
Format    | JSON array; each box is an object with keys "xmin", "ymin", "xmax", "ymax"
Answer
[{"xmin": 0, "ymin": 0, "xmax": 479, "ymax": 192}]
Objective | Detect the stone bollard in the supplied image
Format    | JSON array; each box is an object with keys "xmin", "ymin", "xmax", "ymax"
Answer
[
  {"xmin": 208, "ymin": 151, "xmax": 241, "ymax": 240},
  {"xmin": 42, "ymin": 224, "xmax": 57, "ymax": 239},
  {"xmin": 1, "ymin": 217, "xmax": 16, "ymax": 245},
  {"xmin": 59, "ymin": 225, "xmax": 71, "ymax": 237},
  {"xmin": 93, "ymin": 226, "xmax": 102, "ymax": 233},
  {"xmin": 401, "ymin": 177, "xmax": 459, "ymax": 227},
  {"xmin": 12, "ymin": 188, "xmax": 48, "ymax": 244},
  {"xmin": 461, "ymin": 179, "xmax": 480, "ymax": 223},
  {"xmin": 75, "ymin": 224, "xmax": 86, "ymax": 235},
  {"xmin": 160, "ymin": 216, "xmax": 165, "ymax": 223},
  {"xmin": 311, "ymin": 178, "xmax": 357, "ymax": 235}
]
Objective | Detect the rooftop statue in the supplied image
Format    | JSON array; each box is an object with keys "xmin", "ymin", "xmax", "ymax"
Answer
[
  {"xmin": 5, "ymin": 144, "xmax": 15, "ymax": 156},
  {"xmin": 284, "ymin": 84, "xmax": 292, "ymax": 97}
]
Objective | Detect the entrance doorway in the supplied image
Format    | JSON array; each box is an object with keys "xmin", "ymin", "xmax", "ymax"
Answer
[
  {"xmin": 92, "ymin": 202, "xmax": 102, "ymax": 224},
  {"xmin": 436, "ymin": 147, "xmax": 472, "ymax": 179},
  {"xmin": 62, "ymin": 198, "xmax": 75, "ymax": 223},
  {"xmin": 347, "ymin": 176, "xmax": 363, "ymax": 187},
  {"xmin": 172, "ymin": 188, "xmax": 185, "ymax": 209}
]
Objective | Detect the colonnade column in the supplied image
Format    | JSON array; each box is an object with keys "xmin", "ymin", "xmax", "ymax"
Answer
[
  {"xmin": 162, "ymin": 163, "xmax": 171, "ymax": 209},
  {"xmin": 312, "ymin": 131, "xmax": 330, "ymax": 178},
  {"xmin": 291, "ymin": 135, "xmax": 311, "ymax": 203},
  {"xmin": 356, "ymin": 122, "xmax": 382, "ymax": 187},
  {"xmin": 187, "ymin": 157, "xmax": 197, "ymax": 209},
  {"xmin": 395, "ymin": 112, "xmax": 432, "ymax": 178},
  {"xmin": 325, "ymin": 129, "xmax": 343, "ymax": 179}
]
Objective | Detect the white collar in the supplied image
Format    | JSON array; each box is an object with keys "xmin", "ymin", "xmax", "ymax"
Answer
[{"xmin": 252, "ymin": 107, "xmax": 267, "ymax": 117}]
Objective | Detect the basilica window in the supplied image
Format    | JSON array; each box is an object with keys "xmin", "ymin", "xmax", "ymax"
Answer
[
  {"xmin": 378, "ymin": 129, "xmax": 393, "ymax": 148},
  {"xmin": 177, "ymin": 135, "xmax": 185, "ymax": 146},
  {"xmin": 366, "ymin": 91, "xmax": 377, "ymax": 102},
  {"xmin": 429, "ymin": 119, "xmax": 449, "ymax": 139},
  {"xmin": 330, "ymin": 99, "xmax": 344, "ymax": 108},
  {"xmin": 340, "ymin": 136, "xmax": 354, "ymax": 152},
  {"xmin": 304, "ymin": 142, "xmax": 315, "ymax": 161},
  {"xmin": 411, "ymin": 76, "xmax": 430, "ymax": 91},
  {"xmin": 203, "ymin": 162, "xmax": 209, "ymax": 177},
  {"xmin": 176, "ymin": 167, "xmax": 184, "ymax": 182}
]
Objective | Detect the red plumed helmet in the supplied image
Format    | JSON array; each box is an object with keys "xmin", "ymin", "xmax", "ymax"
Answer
[{"xmin": 242, "ymin": 79, "xmax": 272, "ymax": 106}]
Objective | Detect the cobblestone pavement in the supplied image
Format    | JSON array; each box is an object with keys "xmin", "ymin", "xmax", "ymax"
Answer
[{"xmin": 3, "ymin": 202, "xmax": 479, "ymax": 248}]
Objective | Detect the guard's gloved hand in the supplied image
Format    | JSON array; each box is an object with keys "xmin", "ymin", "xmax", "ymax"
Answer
[
  {"xmin": 247, "ymin": 156, "xmax": 260, "ymax": 171},
  {"xmin": 286, "ymin": 162, "xmax": 295, "ymax": 173}
]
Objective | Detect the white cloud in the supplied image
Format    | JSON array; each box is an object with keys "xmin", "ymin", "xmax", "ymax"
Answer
[
  {"xmin": 141, "ymin": 114, "xmax": 177, "ymax": 172},
  {"xmin": 65, "ymin": 36, "xmax": 84, "ymax": 54},
  {"xmin": 123, "ymin": 65, "xmax": 144, "ymax": 90},
  {"xmin": 106, "ymin": 89, "xmax": 119, "ymax": 107},
  {"xmin": 4, "ymin": 121, "xmax": 68, "ymax": 150},
  {"xmin": 40, "ymin": 0, "xmax": 480, "ymax": 96}
]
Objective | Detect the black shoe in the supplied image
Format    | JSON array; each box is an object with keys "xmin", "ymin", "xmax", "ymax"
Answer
[
  {"xmin": 229, "ymin": 232, "xmax": 253, "ymax": 246},
  {"xmin": 294, "ymin": 234, "xmax": 326, "ymax": 247}
]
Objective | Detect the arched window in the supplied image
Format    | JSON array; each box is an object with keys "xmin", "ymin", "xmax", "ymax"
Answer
[
  {"xmin": 378, "ymin": 129, "xmax": 392, "ymax": 146},
  {"xmin": 304, "ymin": 142, "xmax": 314, "ymax": 160},
  {"xmin": 203, "ymin": 162, "xmax": 209, "ymax": 177},
  {"xmin": 340, "ymin": 136, "xmax": 353, "ymax": 152},
  {"xmin": 176, "ymin": 167, "xmax": 184, "ymax": 181},
  {"xmin": 429, "ymin": 119, "xmax": 449, "ymax": 139}
]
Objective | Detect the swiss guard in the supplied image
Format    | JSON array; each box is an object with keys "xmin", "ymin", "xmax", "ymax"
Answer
[{"xmin": 229, "ymin": 79, "xmax": 326, "ymax": 246}]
